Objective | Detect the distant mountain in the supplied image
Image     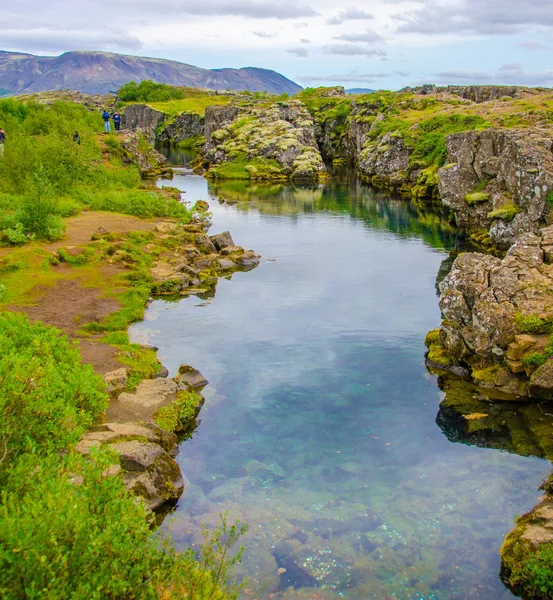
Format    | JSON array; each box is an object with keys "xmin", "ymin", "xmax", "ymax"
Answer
[
  {"xmin": 0, "ymin": 50, "xmax": 302, "ymax": 96},
  {"xmin": 346, "ymin": 88, "xmax": 375, "ymax": 95}
]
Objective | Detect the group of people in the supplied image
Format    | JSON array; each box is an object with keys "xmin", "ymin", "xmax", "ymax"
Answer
[{"xmin": 101, "ymin": 110, "xmax": 121, "ymax": 133}]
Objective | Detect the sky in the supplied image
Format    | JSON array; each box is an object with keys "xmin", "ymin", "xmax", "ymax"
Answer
[{"xmin": 2, "ymin": 0, "xmax": 553, "ymax": 90}]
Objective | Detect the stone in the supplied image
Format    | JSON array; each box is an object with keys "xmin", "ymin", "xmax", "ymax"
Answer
[
  {"xmin": 113, "ymin": 441, "xmax": 184, "ymax": 510},
  {"xmin": 117, "ymin": 377, "xmax": 179, "ymax": 410},
  {"xmin": 175, "ymin": 365, "xmax": 208, "ymax": 391},
  {"xmin": 154, "ymin": 366, "xmax": 169, "ymax": 379},
  {"xmin": 530, "ymin": 360, "xmax": 553, "ymax": 398},
  {"xmin": 210, "ymin": 231, "xmax": 235, "ymax": 251},
  {"xmin": 193, "ymin": 255, "xmax": 219, "ymax": 271},
  {"xmin": 193, "ymin": 200, "xmax": 209, "ymax": 213},
  {"xmin": 103, "ymin": 368, "xmax": 128, "ymax": 394},
  {"xmin": 154, "ymin": 222, "xmax": 178, "ymax": 234},
  {"xmin": 218, "ymin": 258, "xmax": 237, "ymax": 270},
  {"xmin": 221, "ymin": 245, "xmax": 244, "ymax": 256},
  {"xmin": 232, "ymin": 250, "xmax": 261, "ymax": 269},
  {"xmin": 88, "ymin": 421, "xmax": 177, "ymax": 453},
  {"xmin": 110, "ymin": 440, "xmax": 164, "ymax": 471},
  {"xmin": 194, "ymin": 234, "xmax": 217, "ymax": 254}
]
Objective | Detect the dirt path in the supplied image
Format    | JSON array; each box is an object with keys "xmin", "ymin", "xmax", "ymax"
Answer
[{"xmin": 5, "ymin": 210, "xmax": 166, "ymax": 374}]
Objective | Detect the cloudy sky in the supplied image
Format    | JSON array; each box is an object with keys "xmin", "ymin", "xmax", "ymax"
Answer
[{"xmin": 3, "ymin": 0, "xmax": 553, "ymax": 89}]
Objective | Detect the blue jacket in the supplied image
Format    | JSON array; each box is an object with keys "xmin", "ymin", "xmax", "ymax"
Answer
[{"xmin": 102, "ymin": 111, "xmax": 110, "ymax": 121}]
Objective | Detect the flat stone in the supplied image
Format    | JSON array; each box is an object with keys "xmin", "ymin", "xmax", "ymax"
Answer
[
  {"xmin": 88, "ymin": 421, "xmax": 177, "ymax": 452},
  {"xmin": 111, "ymin": 440, "xmax": 165, "ymax": 471},
  {"xmin": 221, "ymin": 245, "xmax": 244, "ymax": 256},
  {"xmin": 521, "ymin": 525, "xmax": 553, "ymax": 545},
  {"xmin": 117, "ymin": 377, "xmax": 179, "ymax": 409},
  {"xmin": 218, "ymin": 258, "xmax": 237, "ymax": 270}
]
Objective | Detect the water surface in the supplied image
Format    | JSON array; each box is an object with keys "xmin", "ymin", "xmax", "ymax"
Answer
[{"xmin": 132, "ymin": 169, "xmax": 549, "ymax": 599}]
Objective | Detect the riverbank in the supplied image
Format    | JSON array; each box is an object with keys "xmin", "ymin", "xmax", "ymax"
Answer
[{"xmin": 0, "ymin": 95, "xmax": 259, "ymax": 598}]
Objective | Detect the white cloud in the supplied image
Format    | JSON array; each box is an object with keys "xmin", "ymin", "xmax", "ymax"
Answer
[
  {"xmin": 333, "ymin": 29, "xmax": 384, "ymax": 43},
  {"xmin": 327, "ymin": 6, "xmax": 375, "ymax": 25}
]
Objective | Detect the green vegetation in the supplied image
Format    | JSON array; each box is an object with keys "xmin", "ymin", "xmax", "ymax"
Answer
[
  {"xmin": 516, "ymin": 314, "xmax": 553, "ymax": 335},
  {"xmin": 118, "ymin": 80, "xmax": 186, "ymax": 103},
  {"xmin": 0, "ymin": 311, "xmax": 246, "ymax": 599},
  {"xmin": 208, "ymin": 152, "xmax": 286, "ymax": 181},
  {"xmin": 488, "ymin": 203, "xmax": 522, "ymax": 221},
  {"xmin": 465, "ymin": 192, "xmax": 491, "ymax": 205},
  {"xmin": 501, "ymin": 505, "xmax": 553, "ymax": 600},
  {"xmin": 0, "ymin": 98, "xmax": 189, "ymax": 245},
  {"xmin": 154, "ymin": 389, "xmax": 204, "ymax": 434},
  {"xmin": 424, "ymin": 328, "xmax": 454, "ymax": 367}
]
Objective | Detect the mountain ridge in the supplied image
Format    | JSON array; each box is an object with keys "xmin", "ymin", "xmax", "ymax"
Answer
[{"xmin": 0, "ymin": 50, "xmax": 302, "ymax": 96}]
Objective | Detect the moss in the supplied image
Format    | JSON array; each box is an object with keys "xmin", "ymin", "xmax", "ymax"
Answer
[
  {"xmin": 424, "ymin": 328, "xmax": 441, "ymax": 347},
  {"xmin": 465, "ymin": 192, "xmax": 490, "ymax": 205},
  {"xmin": 501, "ymin": 504, "xmax": 553, "ymax": 599},
  {"xmin": 207, "ymin": 153, "xmax": 286, "ymax": 181},
  {"xmin": 427, "ymin": 344, "xmax": 454, "ymax": 367},
  {"xmin": 488, "ymin": 204, "xmax": 522, "ymax": 221},
  {"xmin": 472, "ymin": 364, "xmax": 504, "ymax": 386},
  {"xmin": 154, "ymin": 389, "xmax": 204, "ymax": 433},
  {"xmin": 516, "ymin": 314, "xmax": 553, "ymax": 335}
]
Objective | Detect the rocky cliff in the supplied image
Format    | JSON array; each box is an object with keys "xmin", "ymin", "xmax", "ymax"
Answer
[
  {"xmin": 430, "ymin": 229, "xmax": 553, "ymax": 399},
  {"xmin": 199, "ymin": 100, "xmax": 327, "ymax": 181},
  {"xmin": 438, "ymin": 129, "xmax": 553, "ymax": 249}
]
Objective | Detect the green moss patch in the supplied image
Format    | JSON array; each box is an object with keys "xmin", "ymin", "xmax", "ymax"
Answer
[
  {"xmin": 488, "ymin": 204, "xmax": 522, "ymax": 221},
  {"xmin": 154, "ymin": 389, "xmax": 204, "ymax": 434},
  {"xmin": 465, "ymin": 192, "xmax": 490, "ymax": 205}
]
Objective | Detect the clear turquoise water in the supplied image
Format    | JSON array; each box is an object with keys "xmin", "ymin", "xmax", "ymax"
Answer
[{"xmin": 132, "ymin": 167, "xmax": 549, "ymax": 599}]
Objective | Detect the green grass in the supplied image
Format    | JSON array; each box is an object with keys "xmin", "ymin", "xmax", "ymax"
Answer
[{"xmin": 147, "ymin": 96, "xmax": 232, "ymax": 117}]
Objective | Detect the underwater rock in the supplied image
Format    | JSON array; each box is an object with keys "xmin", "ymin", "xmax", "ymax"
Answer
[{"xmin": 435, "ymin": 376, "xmax": 553, "ymax": 459}]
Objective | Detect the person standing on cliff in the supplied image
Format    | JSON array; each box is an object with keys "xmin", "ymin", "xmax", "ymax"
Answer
[
  {"xmin": 113, "ymin": 112, "xmax": 121, "ymax": 131},
  {"xmin": 0, "ymin": 128, "xmax": 5, "ymax": 156},
  {"xmin": 102, "ymin": 110, "xmax": 111, "ymax": 133}
]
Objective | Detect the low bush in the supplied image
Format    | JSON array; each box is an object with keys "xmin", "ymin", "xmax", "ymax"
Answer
[{"xmin": 0, "ymin": 312, "xmax": 246, "ymax": 599}]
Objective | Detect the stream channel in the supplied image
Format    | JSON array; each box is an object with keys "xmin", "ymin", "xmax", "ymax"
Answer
[{"xmin": 130, "ymin": 149, "xmax": 550, "ymax": 599}]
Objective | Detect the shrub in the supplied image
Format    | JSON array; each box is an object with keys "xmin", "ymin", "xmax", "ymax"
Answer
[
  {"xmin": 0, "ymin": 452, "xmax": 247, "ymax": 600},
  {"xmin": 118, "ymin": 80, "xmax": 186, "ymax": 103},
  {"xmin": 0, "ymin": 312, "xmax": 108, "ymax": 483}
]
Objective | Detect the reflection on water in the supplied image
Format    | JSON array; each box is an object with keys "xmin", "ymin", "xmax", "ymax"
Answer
[{"xmin": 132, "ymin": 174, "xmax": 549, "ymax": 599}]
